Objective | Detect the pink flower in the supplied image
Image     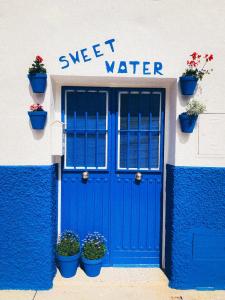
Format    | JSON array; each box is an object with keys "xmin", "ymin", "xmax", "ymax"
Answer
[{"xmin": 30, "ymin": 103, "xmax": 43, "ymax": 111}]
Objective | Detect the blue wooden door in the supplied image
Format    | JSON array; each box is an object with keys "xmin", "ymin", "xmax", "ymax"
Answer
[{"xmin": 61, "ymin": 87, "xmax": 165, "ymax": 266}]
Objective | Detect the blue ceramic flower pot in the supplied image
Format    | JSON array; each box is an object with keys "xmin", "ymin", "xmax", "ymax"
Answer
[
  {"xmin": 179, "ymin": 112, "xmax": 198, "ymax": 133},
  {"xmin": 81, "ymin": 256, "xmax": 103, "ymax": 277},
  {"xmin": 28, "ymin": 73, "xmax": 47, "ymax": 93},
  {"xmin": 179, "ymin": 76, "xmax": 198, "ymax": 95},
  {"xmin": 28, "ymin": 111, "xmax": 47, "ymax": 130},
  {"xmin": 56, "ymin": 253, "xmax": 80, "ymax": 278}
]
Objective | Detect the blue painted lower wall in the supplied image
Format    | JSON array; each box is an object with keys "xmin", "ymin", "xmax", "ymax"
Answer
[
  {"xmin": 1, "ymin": 163, "xmax": 225, "ymax": 290},
  {"xmin": 165, "ymin": 164, "xmax": 225, "ymax": 290},
  {"xmin": 0, "ymin": 165, "xmax": 58, "ymax": 290}
]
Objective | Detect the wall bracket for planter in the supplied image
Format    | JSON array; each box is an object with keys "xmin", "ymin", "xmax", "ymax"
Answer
[
  {"xmin": 28, "ymin": 73, "xmax": 47, "ymax": 93},
  {"xmin": 28, "ymin": 110, "xmax": 47, "ymax": 130},
  {"xmin": 179, "ymin": 75, "xmax": 198, "ymax": 96},
  {"xmin": 179, "ymin": 112, "xmax": 198, "ymax": 133}
]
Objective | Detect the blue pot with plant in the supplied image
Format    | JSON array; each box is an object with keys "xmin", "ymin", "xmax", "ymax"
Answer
[
  {"xmin": 180, "ymin": 76, "xmax": 198, "ymax": 95},
  {"xmin": 56, "ymin": 231, "xmax": 80, "ymax": 278},
  {"xmin": 179, "ymin": 100, "xmax": 206, "ymax": 133},
  {"xmin": 28, "ymin": 55, "xmax": 47, "ymax": 93},
  {"xmin": 28, "ymin": 104, "xmax": 47, "ymax": 130},
  {"xmin": 81, "ymin": 232, "xmax": 107, "ymax": 277},
  {"xmin": 180, "ymin": 52, "xmax": 214, "ymax": 95}
]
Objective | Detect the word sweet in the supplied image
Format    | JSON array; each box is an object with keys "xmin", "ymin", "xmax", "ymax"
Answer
[{"xmin": 59, "ymin": 38, "xmax": 115, "ymax": 69}]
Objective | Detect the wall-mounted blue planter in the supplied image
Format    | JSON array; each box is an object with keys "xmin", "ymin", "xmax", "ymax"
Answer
[
  {"xmin": 56, "ymin": 253, "xmax": 80, "ymax": 278},
  {"xmin": 28, "ymin": 73, "xmax": 47, "ymax": 93},
  {"xmin": 28, "ymin": 111, "xmax": 47, "ymax": 130},
  {"xmin": 179, "ymin": 76, "xmax": 198, "ymax": 95},
  {"xmin": 179, "ymin": 112, "xmax": 198, "ymax": 133},
  {"xmin": 81, "ymin": 257, "xmax": 103, "ymax": 277}
]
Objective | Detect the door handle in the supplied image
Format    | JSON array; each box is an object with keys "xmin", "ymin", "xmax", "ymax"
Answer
[
  {"xmin": 82, "ymin": 171, "xmax": 89, "ymax": 181},
  {"xmin": 135, "ymin": 172, "xmax": 142, "ymax": 182}
]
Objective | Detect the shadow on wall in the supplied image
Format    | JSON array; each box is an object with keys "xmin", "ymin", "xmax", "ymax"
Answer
[
  {"xmin": 28, "ymin": 84, "xmax": 46, "ymax": 104},
  {"xmin": 30, "ymin": 126, "xmax": 46, "ymax": 140},
  {"xmin": 177, "ymin": 78, "xmax": 203, "ymax": 108}
]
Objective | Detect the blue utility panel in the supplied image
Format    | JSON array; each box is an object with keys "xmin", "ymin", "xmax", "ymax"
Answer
[{"xmin": 61, "ymin": 87, "xmax": 165, "ymax": 266}]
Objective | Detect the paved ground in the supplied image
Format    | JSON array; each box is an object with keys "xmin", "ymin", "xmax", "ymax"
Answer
[{"xmin": 0, "ymin": 268, "xmax": 225, "ymax": 300}]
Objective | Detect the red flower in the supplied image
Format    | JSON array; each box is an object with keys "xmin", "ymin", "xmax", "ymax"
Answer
[
  {"xmin": 208, "ymin": 54, "xmax": 213, "ymax": 61},
  {"xmin": 36, "ymin": 55, "xmax": 43, "ymax": 63},
  {"xmin": 188, "ymin": 60, "xmax": 198, "ymax": 67},
  {"xmin": 191, "ymin": 52, "xmax": 197, "ymax": 60}
]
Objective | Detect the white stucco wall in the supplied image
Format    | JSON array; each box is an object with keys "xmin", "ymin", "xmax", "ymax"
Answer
[{"xmin": 0, "ymin": 0, "xmax": 224, "ymax": 166}]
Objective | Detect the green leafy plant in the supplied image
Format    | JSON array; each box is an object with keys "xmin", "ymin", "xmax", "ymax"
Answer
[
  {"xmin": 185, "ymin": 100, "xmax": 206, "ymax": 116},
  {"xmin": 57, "ymin": 231, "xmax": 80, "ymax": 256},
  {"xmin": 183, "ymin": 52, "xmax": 213, "ymax": 80},
  {"xmin": 82, "ymin": 232, "xmax": 107, "ymax": 260},
  {"xmin": 28, "ymin": 55, "xmax": 47, "ymax": 74}
]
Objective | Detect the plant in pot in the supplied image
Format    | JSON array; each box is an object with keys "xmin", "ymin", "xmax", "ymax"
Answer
[
  {"xmin": 56, "ymin": 231, "xmax": 80, "ymax": 278},
  {"xmin": 28, "ymin": 55, "xmax": 47, "ymax": 93},
  {"xmin": 180, "ymin": 52, "xmax": 213, "ymax": 95},
  {"xmin": 28, "ymin": 104, "xmax": 47, "ymax": 130},
  {"xmin": 81, "ymin": 232, "xmax": 107, "ymax": 277},
  {"xmin": 179, "ymin": 100, "xmax": 206, "ymax": 133}
]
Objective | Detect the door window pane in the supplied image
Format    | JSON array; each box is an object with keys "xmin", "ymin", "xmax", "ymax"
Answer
[
  {"xmin": 129, "ymin": 133, "xmax": 138, "ymax": 168},
  {"xmin": 151, "ymin": 133, "xmax": 160, "ymax": 169},
  {"xmin": 118, "ymin": 92, "xmax": 161, "ymax": 170},
  {"xmin": 65, "ymin": 90, "xmax": 108, "ymax": 169},
  {"xmin": 76, "ymin": 133, "xmax": 85, "ymax": 166},
  {"xmin": 119, "ymin": 132, "xmax": 127, "ymax": 169},
  {"xmin": 139, "ymin": 133, "xmax": 149, "ymax": 169}
]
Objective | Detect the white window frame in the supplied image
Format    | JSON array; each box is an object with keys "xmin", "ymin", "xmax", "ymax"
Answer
[
  {"xmin": 117, "ymin": 91, "xmax": 161, "ymax": 171},
  {"xmin": 64, "ymin": 89, "xmax": 108, "ymax": 170}
]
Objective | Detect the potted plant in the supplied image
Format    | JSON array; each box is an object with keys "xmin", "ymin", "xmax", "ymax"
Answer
[
  {"xmin": 56, "ymin": 231, "xmax": 80, "ymax": 278},
  {"xmin": 179, "ymin": 100, "xmax": 206, "ymax": 133},
  {"xmin": 180, "ymin": 52, "xmax": 214, "ymax": 95},
  {"xmin": 28, "ymin": 55, "xmax": 47, "ymax": 93},
  {"xmin": 28, "ymin": 104, "xmax": 47, "ymax": 130},
  {"xmin": 81, "ymin": 232, "xmax": 107, "ymax": 277}
]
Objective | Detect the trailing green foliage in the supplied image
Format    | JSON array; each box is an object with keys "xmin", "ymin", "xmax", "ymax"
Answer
[
  {"xmin": 57, "ymin": 231, "xmax": 80, "ymax": 256},
  {"xmin": 186, "ymin": 100, "xmax": 206, "ymax": 116},
  {"xmin": 82, "ymin": 232, "xmax": 107, "ymax": 260}
]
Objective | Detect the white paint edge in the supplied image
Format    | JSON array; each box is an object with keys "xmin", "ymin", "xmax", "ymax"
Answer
[{"xmin": 57, "ymin": 162, "xmax": 62, "ymax": 237}]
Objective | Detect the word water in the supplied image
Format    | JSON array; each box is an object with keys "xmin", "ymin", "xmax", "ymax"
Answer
[
  {"xmin": 105, "ymin": 61, "xmax": 163, "ymax": 76},
  {"xmin": 59, "ymin": 38, "xmax": 115, "ymax": 69}
]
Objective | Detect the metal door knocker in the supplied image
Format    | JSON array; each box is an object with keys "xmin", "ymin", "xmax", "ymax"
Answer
[
  {"xmin": 82, "ymin": 171, "xmax": 89, "ymax": 181},
  {"xmin": 135, "ymin": 172, "xmax": 142, "ymax": 182}
]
